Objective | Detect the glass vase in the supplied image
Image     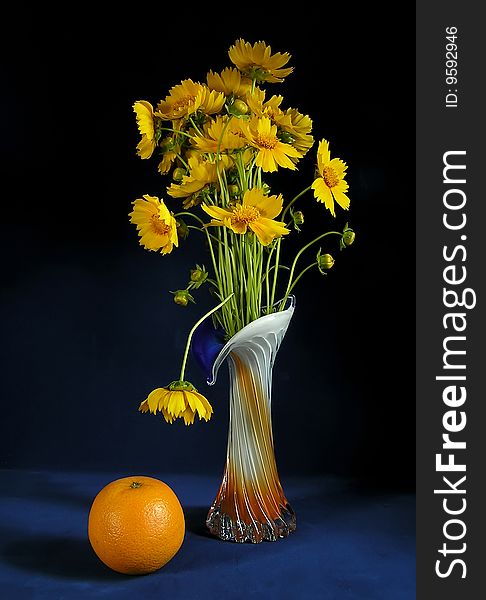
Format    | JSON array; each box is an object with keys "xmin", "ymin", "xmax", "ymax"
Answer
[{"xmin": 194, "ymin": 297, "xmax": 296, "ymax": 543}]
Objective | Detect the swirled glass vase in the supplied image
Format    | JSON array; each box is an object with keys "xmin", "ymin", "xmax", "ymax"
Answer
[{"xmin": 192, "ymin": 297, "xmax": 296, "ymax": 543}]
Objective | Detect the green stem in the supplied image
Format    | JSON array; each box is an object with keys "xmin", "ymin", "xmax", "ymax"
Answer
[
  {"xmin": 287, "ymin": 263, "xmax": 316, "ymax": 295},
  {"xmin": 189, "ymin": 117, "xmax": 203, "ymax": 136},
  {"xmin": 280, "ymin": 230, "xmax": 342, "ymax": 310},
  {"xmin": 262, "ymin": 263, "xmax": 290, "ymax": 283},
  {"xmin": 270, "ymin": 238, "xmax": 282, "ymax": 309},
  {"xmin": 176, "ymin": 153, "xmax": 190, "ymax": 170},
  {"xmin": 175, "ymin": 211, "xmax": 206, "ymax": 227},
  {"xmin": 281, "ymin": 185, "xmax": 312, "ymax": 221},
  {"xmin": 179, "ymin": 293, "xmax": 234, "ymax": 382},
  {"xmin": 159, "ymin": 127, "xmax": 194, "ymax": 139}
]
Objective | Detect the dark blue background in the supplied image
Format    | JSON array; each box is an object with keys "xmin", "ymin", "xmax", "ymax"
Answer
[{"xmin": 1, "ymin": 7, "xmax": 415, "ymax": 487}]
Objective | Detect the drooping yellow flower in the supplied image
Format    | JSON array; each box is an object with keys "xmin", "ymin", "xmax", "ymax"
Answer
[
  {"xmin": 157, "ymin": 79, "xmax": 225, "ymax": 121},
  {"xmin": 241, "ymin": 116, "xmax": 301, "ymax": 172},
  {"xmin": 228, "ymin": 39, "xmax": 293, "ymax": 83},
  {"xmin": 206, "ymin": 67, "xmax": 251, "ymax": 98},
  {"xmin": 139, "ymin": 381, "xmax": 213, "ymax": 425},
  {"xmin": 312, "ymin": 139, "xmax": 351, "ymax": 217},
  {"xmin": 202, "ymin": 188, "xmax": 290, "ymax": 246},
  {"xmin": 283, "ymin": 108, "xmax": 314, "ymax": 157},
  {"xmin": 192, "ymin": 116, "xmax": 247, "ymax": 154},
  {"xmin": 133, "ymin": 100, "xmax": 158, "ymax": 159},
  {"xmin": 129, "ymin": 195, "xmax": 178, "ymax": 253}
]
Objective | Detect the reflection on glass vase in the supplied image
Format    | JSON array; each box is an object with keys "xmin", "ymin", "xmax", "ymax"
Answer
[{"xmin": 195, "ymin": 297, "xmax": 296, "ymax": 543}]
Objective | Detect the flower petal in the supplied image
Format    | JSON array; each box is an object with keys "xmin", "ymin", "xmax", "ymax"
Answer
[{"xmin": 312, "ymin": 178, "xmax": 335, "ymax": 216}]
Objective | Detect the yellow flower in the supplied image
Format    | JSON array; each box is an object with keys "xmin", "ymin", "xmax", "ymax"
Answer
[
  {"xmin": 228, "ymin": 39, "xmax": 293, "ymax": 83},
  {"xmin": 206, "ymin": 67, "xmax": 251, "ymax": 98},
  {"xmin": 246, "ymin": 89, "xmax": 285, "ymax": 123},
  {"xmin": 192, "ymin": 116, "xmax": 247, "ymax": 154},
  {"xmin": 202, "ymin": 188, "xmax": 290, "ymax": 246},
  {"xmin": 311, "ymin": 139, "xmax": 351, "ymax": 217},
  {"xmin": 241, "ymin": 116, "xmax": 301, "ymax": 172},
  {"xmin": 139, "ymin": 381, "xmax": 213, "ymax": 425},
  {"xmin": 133, "ymin": 101, "xmax": 158, "ymax": 159},
  {"xmin": 129, "ymin": 195, "xmax": 178, "ymax": 253},
  {"xmin": 157, "ymin": 79, "xmax": 224, "ymax": 121},
  {"xmin": 282, "ymin": 108, "xmax": 314, "ymax": 157},
  {"xmin": 167, "ymin": 155, "xmax": 229, "ymax": 208},
  {"xmin": 245, "ymin": 92, "xmax": 312, "ymax": 159}
]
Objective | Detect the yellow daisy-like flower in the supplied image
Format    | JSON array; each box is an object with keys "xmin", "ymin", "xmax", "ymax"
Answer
[
  {"xmin": 311, "ymin": 139, "xmax": 351, "ymax": 217},
  {"xmin": 206, "ymin": 67, "xmax": 251, "ymax": 98},
  {"xmin": 246, "ymin": 89, "xmax": 289, "ymax": 127},
  {"xmin": 157, "ymin": 79, "xmax": 225, "ymax": 121},
  {"xmin": 283, "ymin": 108, "xmax": 314, "ymax": 157},
  {"xmin": 241, "ymin": 116, "xmax": 301, "ymax": 172},
  {"xmin": 202, "ymin": 187, "xmax": 290, "ymax": 246},
  {"xmin": 133, "ymin": 100, "xmax": 158, "ymax": 159},
  {"xmin": 192, "ymin": 116, "xmax": 247, "ymax": 154},
  {"xmin": 167, "ymin": 155, "xmax": 230, "ymax": 208},
  {"xmin": 129, "ymin": 195, "xmax": 178, "ymax": 253},
  {"xmin": 139, "ymin": 381, "xmax": 213, "ymax": 425},
  {"xmin": 228, "ymin": 39, "xmax": 293, "ymax": 83}
]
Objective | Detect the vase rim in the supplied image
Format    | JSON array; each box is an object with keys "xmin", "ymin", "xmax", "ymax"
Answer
[{"xmin": 206, "ymin": 295, "xmax": 296, "ymax": 386}]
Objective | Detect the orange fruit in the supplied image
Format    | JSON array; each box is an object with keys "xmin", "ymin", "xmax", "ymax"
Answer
[{"xmin": 88, "ymin": 475, "xmax": 185, "ymax": 575}]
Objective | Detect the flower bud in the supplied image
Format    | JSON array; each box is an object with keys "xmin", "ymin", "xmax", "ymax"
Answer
[
  {"xmin": 190, "ymin": 264, "xmax": 208, "ymax": 288},
  {"xmin": 176, "ymin": 219, "xmax": 189, "ymax": 240},
  {"xmin": 228, "ymin": 184, "xmax": 240, "ymax": 197},
  {"xmin": 278, "ymin": 130, "xmax": 295, "ymax": 144},
  {"xmin": 159, "ymin": 137, "xmax": 176, "ymax": 153},
  {"xmin": 293, "ymin": 211, "xmax": 304, "ymax": 225},
  {"xmin": 172, "ymin": 289, "xmax": 194, "ymax": 306},
  {"xmin": 229, "ymin": 99, "xmax": 249, "ymax": 116},
  {"xmin": 317, "ymin": 251, "xmax": 334, "ymax": 273},
  {"xmin": 291, "ymin": 209, "xmax": 304, "ymax": 231},
  {"xmin": 172, "ymin": 167, "xmax": 186, "ymax": 182},
  {"xmin": 342, "ymin": 228, "xmax": 355, "ymax": 246}
]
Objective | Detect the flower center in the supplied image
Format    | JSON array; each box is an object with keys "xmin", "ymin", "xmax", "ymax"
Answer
[
  {"xmin": 231, "ymin": 205, "xmax": 260, "ymax": 226},
  {"xmin": 150, "ymin": 215, "xmax": 171, "ymax": 235},
  {"xmin": 171, "ymin": 95, "xmax": 195, "ymax": 113},
  {"xmin": 322, "ymin": 166, "xmax": 340, "ymax": 188},
  {"xmin": 255, "ymin": 134, "xmax": 278, "ymax": 150}
]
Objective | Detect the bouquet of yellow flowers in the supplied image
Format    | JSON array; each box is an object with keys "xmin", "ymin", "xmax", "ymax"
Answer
[{"xmin": 130, "ymin": 39, "xmax": 355, "ymax": 426}]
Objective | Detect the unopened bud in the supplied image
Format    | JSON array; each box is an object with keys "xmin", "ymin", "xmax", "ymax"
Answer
[
  {"xmin": 317, "ymin": 251, "xmax": 334, "ymax": 273},
  {"xmin": 228, "ymin": 184, "xmax": 240, "ymax": 197},
  {"xmin": 189, "ymin": 264, "xmax": 208, "ymax": 288},
  {"xmin": 342, "ymin": 229, "xmax": 355, "ymax": 246},
  {"xmin": 291, "ymin": 209, "xmax": 304, "ymax": 231},
  {"xmin": 172, "ymin": 167, "xmax": 186, "ymax": 182},
  {"xmin": 278, "ymin": 130, "xmax": 295, "ymax": 144},
  {"xmin": 176, "ymin": 219, "xmax": 189, "ymax": 240},
  {"xmin": 172, "ymin": 289, "xmax": 194, "ymax": 307},
  {"xmin": 228, "ymin": 99, "xmax": 249, "ymax": 116}
]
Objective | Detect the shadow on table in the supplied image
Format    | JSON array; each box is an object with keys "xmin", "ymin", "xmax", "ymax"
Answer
[
  {"xmin": 184, "ymin": 506, "xmax": 214, "ymax": 539},
  {"xmin": 2, "ymin": 534, "xmax": 126, "ymax": 582}
]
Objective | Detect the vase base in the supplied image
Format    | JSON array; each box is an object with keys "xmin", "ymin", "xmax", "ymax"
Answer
[{"xmin": 206, "ymin": 502, "xmax": 296, "ymax": 544}]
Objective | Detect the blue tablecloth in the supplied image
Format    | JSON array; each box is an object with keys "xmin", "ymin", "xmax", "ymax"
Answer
[{"xmin": 0, "ymin": 470, "xmax": 415, "ymax": 599}]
